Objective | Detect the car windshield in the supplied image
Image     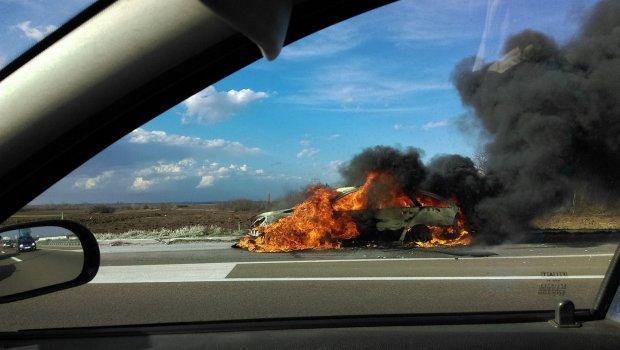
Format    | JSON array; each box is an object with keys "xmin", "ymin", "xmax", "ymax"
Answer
[{"xmin": 1, "ymin": 0, "xmax": 619, "ymax": 331}]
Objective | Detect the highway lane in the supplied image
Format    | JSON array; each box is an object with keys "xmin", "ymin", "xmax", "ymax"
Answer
[
  {"xmin": 0, "ymin": 241, "xmax": 616, "ymax": 331},
  {"xmin": 97, "ymin": 241, "xmax": 617, "ymax": 265},
  {"xmin": 0, "ymin": 248, "xmax": 83, "ymax": 297}
]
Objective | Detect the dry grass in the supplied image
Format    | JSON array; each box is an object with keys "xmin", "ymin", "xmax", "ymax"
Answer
[
  {"xmin": 4, "ymin": 202, "xmax": 263, "ymax": 234},
  {"xmin": 95, "ymin": 224, "xmax": 241, "ymax": 240}
]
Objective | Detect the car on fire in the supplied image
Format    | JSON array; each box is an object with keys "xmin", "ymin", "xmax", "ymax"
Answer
[{"xmin": 249, "ymin": 187, "xmax": 460, "ymax": 244}]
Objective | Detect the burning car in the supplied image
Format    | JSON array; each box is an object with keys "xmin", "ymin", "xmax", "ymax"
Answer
[
  {"xmin": 248, "ymin": 187, "xmax": 357, "ymax": 236},
  {"xmin": 250, "ymin": 187, "xmax": 459, "ymax": 243},
  {"xmin": 239, "ymin": 171, "xmax": 471, "ymax": 252}
]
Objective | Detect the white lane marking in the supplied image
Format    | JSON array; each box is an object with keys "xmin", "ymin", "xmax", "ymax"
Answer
[
  {"xmin": 208, "ymin": 275, "xmax": 606, "ymax": 282},
  {"xmin": 11, "ymin": 257, "xmax": 22, "ymax": 262},
  {"xmin": 90, "ymin": 266, "xmax": 605, "ymax": 284},
  {"xmin": 1, "ymin": 251, "xmax": 5, "ymax": 254},
  {"xmin": 89, "ymin": 262, "xmax": 607, "ymax": 283},
  {"xmin": 233, "ymin": 253, "xmax": 614, "ymax": 265},
  {"xmin": 91, "ymin": 263, "xmax": 236, "ymax": 284},
  {"xmin": 90, "ymin": 253, "xmax": 613, "ymax": 284}
]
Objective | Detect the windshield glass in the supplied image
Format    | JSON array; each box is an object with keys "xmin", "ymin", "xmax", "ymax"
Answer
[
  {"xmin": 1, "ymin": 0, "xmax": 619, "ymax": 331},
  {"xmin": 0, "ymin": 0, "xmax": 95, "ymax": 69},
  {"xmin": 17, "ymin": 237, "xmax": 32, "ymax": 244}
]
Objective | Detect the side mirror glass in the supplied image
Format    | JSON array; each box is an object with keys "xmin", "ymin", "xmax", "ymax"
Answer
[{"xmin": 0, "ymin": 220, "xmax": 99, "ymax": 303}]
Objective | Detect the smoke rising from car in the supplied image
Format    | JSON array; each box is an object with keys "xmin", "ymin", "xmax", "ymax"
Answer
[
  {"xmin": 453, "ymin": 0, "xmax": 620, "ymax": 239},
  {"xmin": 340, "ymin": 0, "xmax": 620, "ymax": 242},
  {"xmin": 339, "ymin": 146, "xmax": 427, "ymax": 195}
]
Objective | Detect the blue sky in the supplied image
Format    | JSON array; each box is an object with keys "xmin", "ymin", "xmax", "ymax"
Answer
[{"xmin": 0, "ymin": 0, "xmax": 598, "ymax": 203}]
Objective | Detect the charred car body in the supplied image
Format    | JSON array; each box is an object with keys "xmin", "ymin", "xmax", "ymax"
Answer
[{"xmin": 249, "ymin": 187, "xmax": 459, "ymax": 244}]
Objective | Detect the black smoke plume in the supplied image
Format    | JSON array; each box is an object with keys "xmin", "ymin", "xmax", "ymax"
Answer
[
  {"xmin": 340, "ymin": 0, "xmax": 620, "ymax": 242},
  {"xmin": 339, "ymin": 146, "xmax": 427, "ymax": 195}
]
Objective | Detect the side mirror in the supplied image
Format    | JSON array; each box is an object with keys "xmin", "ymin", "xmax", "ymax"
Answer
[{"xmin": 0, "ymin": 220, "xmax": 99, "ymax": 303}]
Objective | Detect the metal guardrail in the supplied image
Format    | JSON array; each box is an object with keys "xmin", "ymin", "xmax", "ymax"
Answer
[{"xmin": 37, "ymin": 239, "xmax": 81, "ymax": 247}]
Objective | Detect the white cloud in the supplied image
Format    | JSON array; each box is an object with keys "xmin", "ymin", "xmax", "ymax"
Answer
[
  {"xmin": 281, "ymin": 23, "xmax": 363, "ymax": 59},
  {"xmin": 130, "ymin": 177, "xmax": 154, "ymax": 191},
  {"xmin": 328, "ymin": 160, "xmax": 344, "ymax": 169},
  {"xmin": 196, "ymin": 161, "xmax": 259, "ymax": 181},
  {"xmin": 128, "ymin": 128, "xmax": 261, "ymax": 154},
  {"xmin": 196, "ymin": 162, "xmax": 264, "ymax": 188},
  {"xmin": 279, "ymin": 1, "xmax": 488, "ymax": 61},
  {"xmin": 215, "ymin": 166, "xmax": 230, "ymax": 177},
  {"xmin": 73, "ymin": 170, "xmax": 114, "ymax": 190},
  {"xmin": 178, "ymin": 158, "xmax": 196, "ymax": 167},
  {"xmin": 381, "ymin": 0, "xmax": 487, "ymax": 44},
  {"xmin": 297, "ymin": 148, "xmax": 320, "ymax": 158},
  {"xmin": 196, "ymin": 175, "xmax": 215, "ymax": 188},
  {"xmin": 153, "ymin": 163, "xmax": 181, "ymax": 174},
  {"xmin": 422, "ymin": 120, "xmax": 449, "ymax": 130},
  {"xmin": 15, "ymin": 21, "xmax": 57, "ymax": 41},
  {"xmin": 290, "ymin": 63, "xmax": 451, "ymax": 108},
  {"xmin": 299, "ymin": 139, "xmax": 311, "ymax": 146},
  {"xmin": 313, "ymin": 106, "xmax": 425, "ymax": 114},
  {"xmin": 134, "ymin": 158, "xmax": 195, "ymax": 179},
  {"xmin": 260, "ymin": 173, "xmax": 305, "ymax": 181},
  {"xmin": 328, "ymin": 134, "xmax": 340, "ymax": 140},
  {"xmin": 182, "ymin": 85, "xmax": 268, "ymax": 124},
  {"xmin": 393, "ymin": 123, "xmax": 417, "ymax": 131},
  {"xmin": 130, "ymin": 158, "xmax": 259, "ymax": 191},
  {"xmin": 278, "ymin": 0, "xmax": 487, "ymax": 60}
]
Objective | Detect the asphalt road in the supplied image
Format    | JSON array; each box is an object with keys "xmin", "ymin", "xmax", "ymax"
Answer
[
  {"xmin": 0, "ymin": 241, "xmax": 617, "ymax": 331},
  {"xmin": 0, "ymin": 248, "xmax": 83, "ymax": 297}
]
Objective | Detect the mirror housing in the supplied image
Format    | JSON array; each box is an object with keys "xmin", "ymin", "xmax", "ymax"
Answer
[
  {"xmin": 205, "ymin": 0, "xmax": 292, "ymax": 60},
  {"xmin": 0, "ymin": 220, "xmax": 99, "ymax": 303}
]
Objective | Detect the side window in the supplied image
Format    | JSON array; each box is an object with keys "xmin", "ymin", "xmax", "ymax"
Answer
[
  {"xmin": 2, "ymin": 0, "xmax": 618, "ymax": 331},
  {"xmin": 6, "ymin": 0, "xmax": 618, "ymax": 259}
]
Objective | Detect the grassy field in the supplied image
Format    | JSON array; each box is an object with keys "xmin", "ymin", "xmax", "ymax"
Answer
[
  {"xmin": 533, "ymin": 211, "xmax": 620, "ymax": 230},
  {"xmin": 3, "ymin": 202, "xmax": 619, "ymax": 239},
  {"xmin": 4, "ymin": 202, "xmax": 266, "ymax": 235}
]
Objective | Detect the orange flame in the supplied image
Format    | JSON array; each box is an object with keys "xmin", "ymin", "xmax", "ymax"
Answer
[
  {"xmin": 333, "ymin": 171, "xmax": 413, "ymax": 211},
  {"xmin": 413, "ymin": 195, "xmax": 471, "ymax": 247},
  {"xmin": 238, "ymin": 171, "xmax": 472, "ymax": 252},
  {"xmin": 414, "ymin": 215, "xmax": 472, "ymax": 248},
  {"xmin": 237, "ymin": 186, "xmax": 358, "ymax": 252}
]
